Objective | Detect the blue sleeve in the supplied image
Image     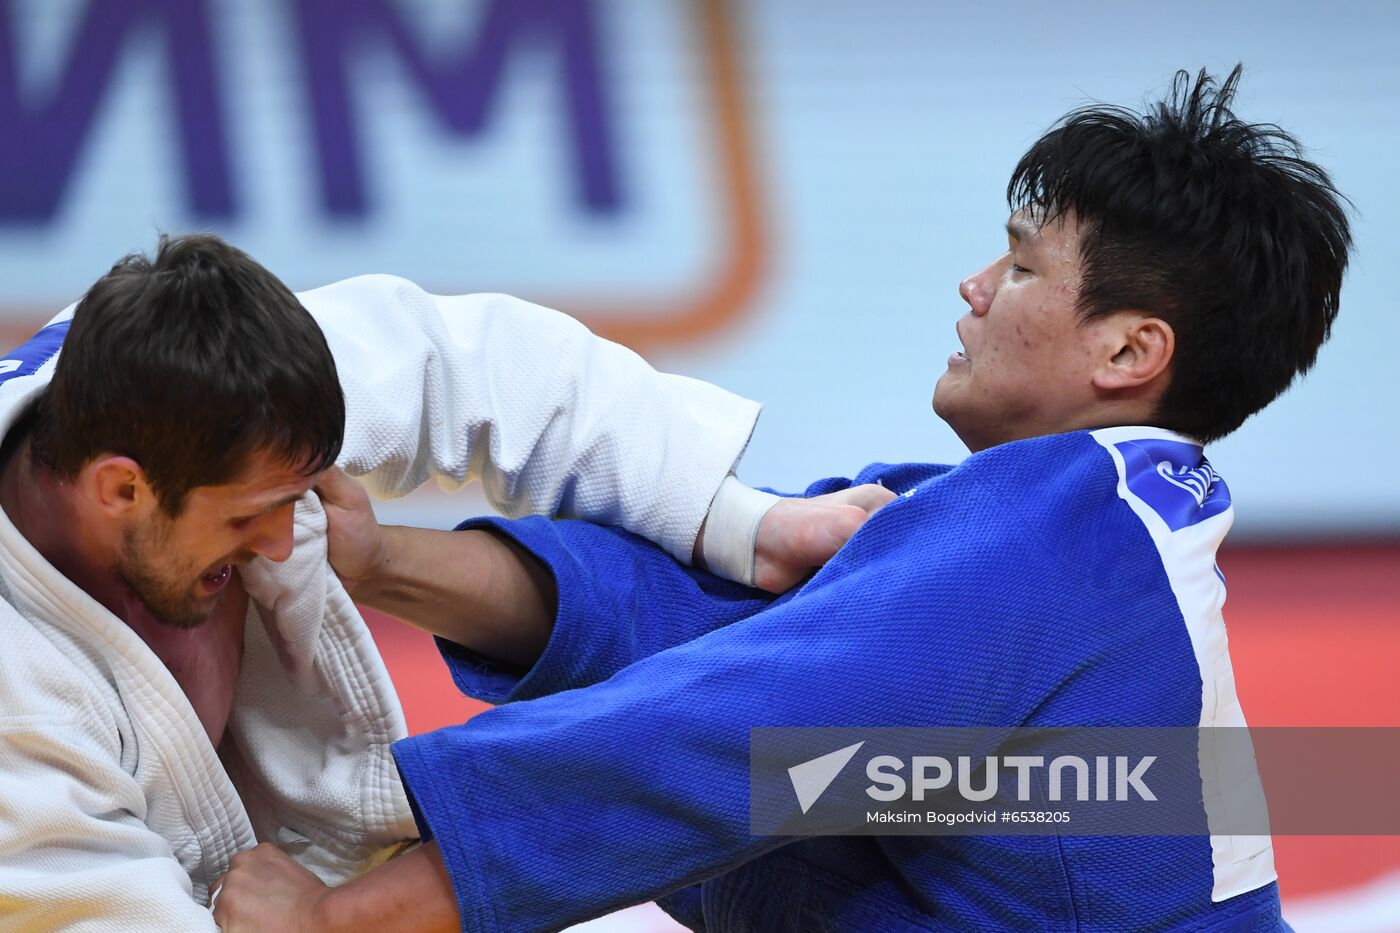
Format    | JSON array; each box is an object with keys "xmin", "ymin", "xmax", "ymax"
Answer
[
  {"xmin": 391, "ymin": 449, "xmax": 1082, "ymax": 933},
  {"xmin": 437, "ymin": 516, "xmax": 778, "ymax": 704},
  {"xmin": 437, "ymin": 461, "xmax": 952, "ymax": 704}
]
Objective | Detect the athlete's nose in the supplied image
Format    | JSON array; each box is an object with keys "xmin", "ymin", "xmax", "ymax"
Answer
[
  {"xmin": 246, "ymin": 501, "xmax": 296, "ymax": 563},
  {"xmin": 959, "ymin": 263, "xmax": 995, "ymax": 317}
]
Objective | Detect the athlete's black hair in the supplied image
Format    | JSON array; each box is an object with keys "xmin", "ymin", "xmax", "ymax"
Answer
[
  {"xmin": 31, "ymin": 234, "xmax": 344, "ymax": 514},
  {"xmin": 1008, "ymin": 66, "xmax": 1351, "ymax": 441}
]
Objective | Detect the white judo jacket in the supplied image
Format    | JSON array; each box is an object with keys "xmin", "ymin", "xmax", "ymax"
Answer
[{"xmin": 0, "ymin": 275, "xmax": 763, "ymax": 931}]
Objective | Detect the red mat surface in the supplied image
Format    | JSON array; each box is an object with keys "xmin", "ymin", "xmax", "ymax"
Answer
[{"xmin": 1216, "ymin": 543, "xmax": 1400, "ymax": 904}]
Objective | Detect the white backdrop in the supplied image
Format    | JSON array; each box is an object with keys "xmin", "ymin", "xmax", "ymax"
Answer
[{"xmin": 1, "ymin": 0, "xmax": 1395, "ymax": 537}]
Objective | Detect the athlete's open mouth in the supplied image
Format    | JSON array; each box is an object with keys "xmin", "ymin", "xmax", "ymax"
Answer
[
  {"xmin": 201, "ymin": 564, "xmax": 232, "ymax": 586},
  {"xmin": 954, "ymin": 320, "xmax": 971, "ymax": 362}
]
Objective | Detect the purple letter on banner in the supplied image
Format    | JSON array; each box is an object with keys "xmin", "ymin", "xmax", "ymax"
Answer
[
  {"xmin": 0, "ymin": 0, "xmax": 233, "ymax": 222},
  {"xmin": 294, "ymin": 0, "xmax": 621, "ymax": 217}
]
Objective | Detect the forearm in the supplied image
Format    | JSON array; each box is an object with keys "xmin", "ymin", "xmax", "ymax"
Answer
[
  {"xmin": 315, "ymin": 843, "xmax": 459, "ymax": 933},
  {"xmin": 436, "ymin": 517, "xmax": 776, "ymax": 704},
  {"xmin": 349, "ymin": 525, "xmax": 556, "ymax": 670}
]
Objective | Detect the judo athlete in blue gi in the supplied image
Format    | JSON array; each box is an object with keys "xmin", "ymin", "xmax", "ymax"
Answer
[{"xmin": 215, "ymin": 67, "xmax": 1351, "ymax": 932}]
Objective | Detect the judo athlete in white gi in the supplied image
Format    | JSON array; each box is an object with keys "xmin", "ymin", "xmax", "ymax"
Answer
[{"xmin": 0, "ymin": 235, "xmax": 878, "ymax": 930}]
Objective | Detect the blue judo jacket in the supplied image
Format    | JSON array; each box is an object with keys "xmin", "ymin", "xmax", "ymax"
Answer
[{"xmin": 392, "ymin": 428, "xmax": 1288, "ymax": 932}]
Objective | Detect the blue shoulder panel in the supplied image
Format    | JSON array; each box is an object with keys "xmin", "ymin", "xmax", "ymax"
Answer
[{"xmin": 1114, "ymin": 436, "xmax": 1231, "ymax": 531}]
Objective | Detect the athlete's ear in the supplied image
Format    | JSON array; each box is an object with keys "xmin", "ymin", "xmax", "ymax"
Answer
[
  {"xmin": 84, "ymin": 455, "xmax": 154, "ymax": 519},
  {"xmin": 1094, "ymin": 315, "xmax": 1174, "ymax": 391}
]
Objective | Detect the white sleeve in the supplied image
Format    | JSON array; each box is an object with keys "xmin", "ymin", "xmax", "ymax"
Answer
[
  {"xmin": 301, "ymin": 275, "xmax": 764, "ymax": 565},
  {"xmin": 0, "ymin": 715, "xmax": 218, "ymax": 932}
]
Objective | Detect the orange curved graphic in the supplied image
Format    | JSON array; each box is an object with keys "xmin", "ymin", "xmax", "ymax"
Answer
[{"xmin": 541, "ymin": 0, "xmax": 767, "ymax": 356}]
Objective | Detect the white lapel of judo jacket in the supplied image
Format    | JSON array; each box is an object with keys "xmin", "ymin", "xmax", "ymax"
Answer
[{"xmin": 0, "ymin": 311, "xmax": 416, "ymax": 927}]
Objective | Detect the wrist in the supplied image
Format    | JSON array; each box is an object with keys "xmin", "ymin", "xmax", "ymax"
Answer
[
  {"xmin": 700, "ymin": 475, "xmax": 780, "ymax": 586},
  {"xmin": 340, "ymin": 526, "xmax": 396, "ymax": 602}
]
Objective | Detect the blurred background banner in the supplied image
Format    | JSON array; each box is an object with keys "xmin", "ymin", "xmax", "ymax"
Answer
[
  {"xmin": 3, "ymin": 0, "xmax": 1398, "ymax": 536},
  {"xmin": 2, "ymin": 1, "xmax": 1396, "ymax": 930}
]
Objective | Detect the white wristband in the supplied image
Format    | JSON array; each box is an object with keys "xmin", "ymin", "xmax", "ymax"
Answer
[{"xmin": 701, "ymin": 475, "xmax": 781, "ymax": 586}]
